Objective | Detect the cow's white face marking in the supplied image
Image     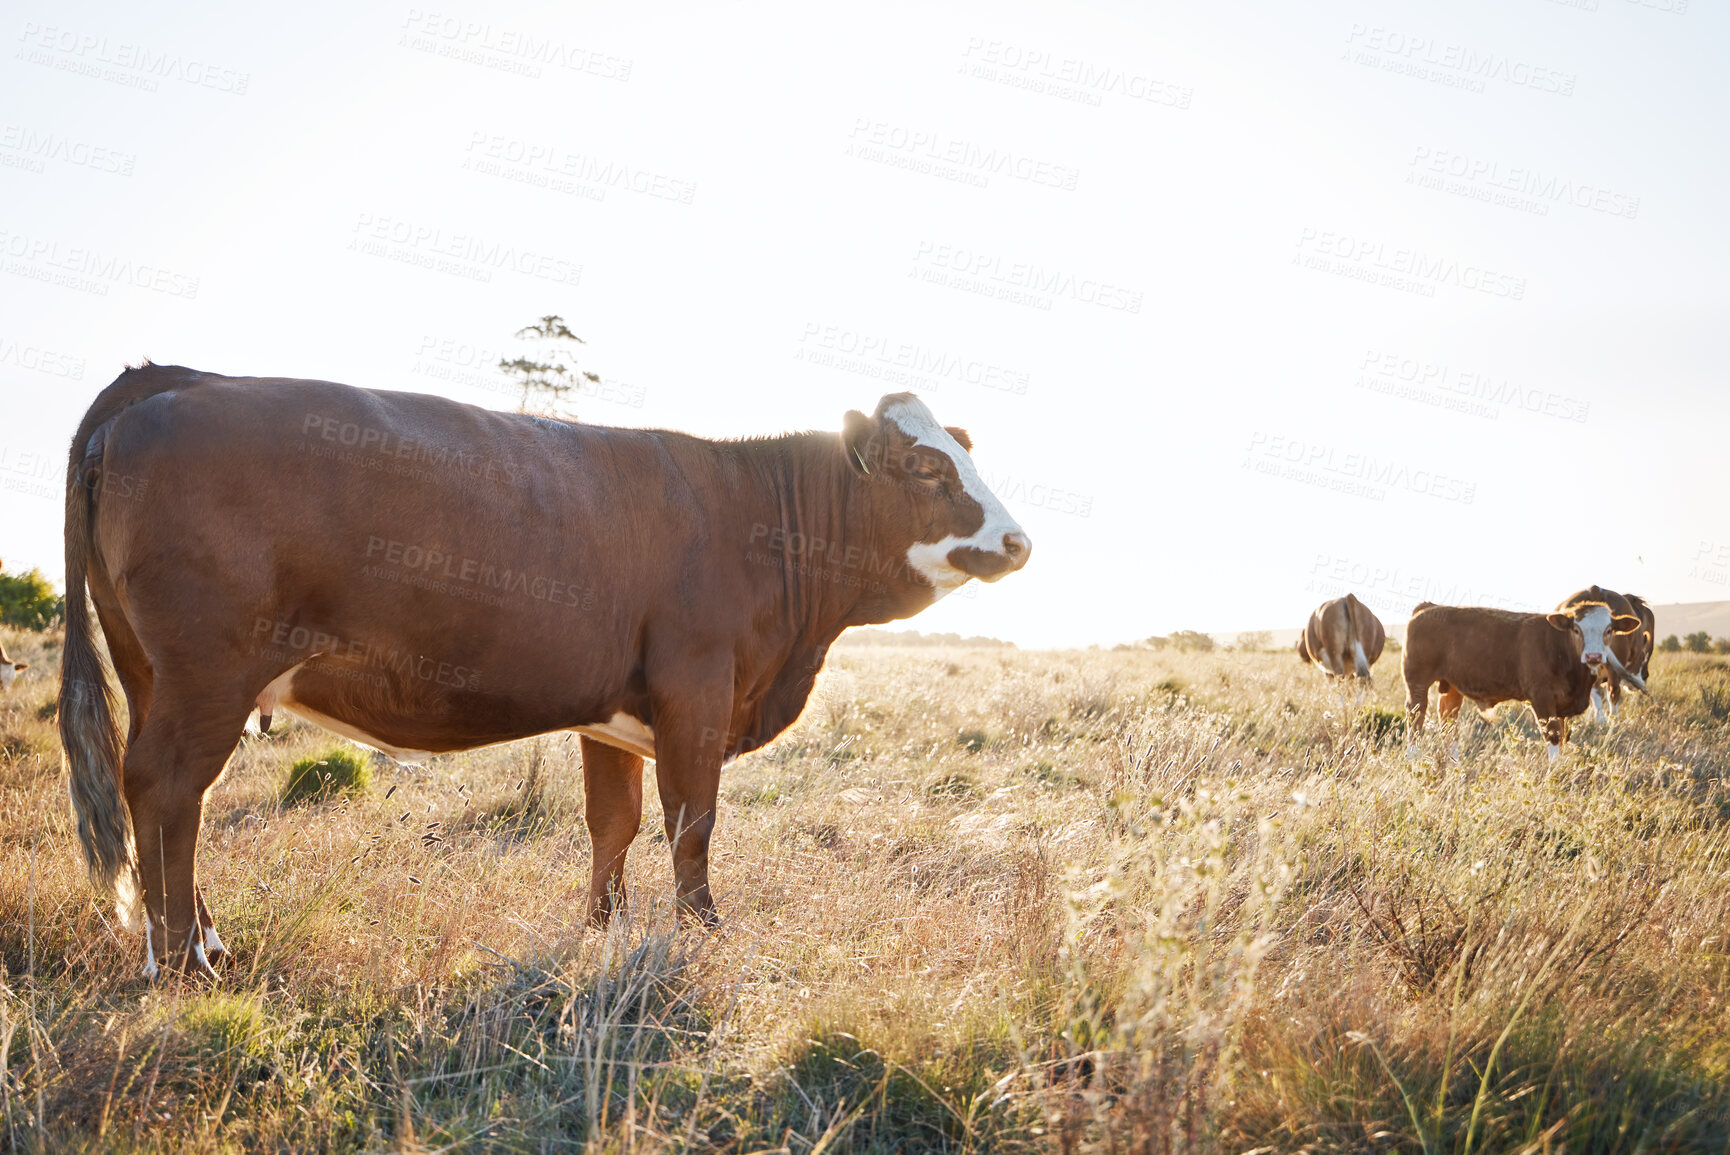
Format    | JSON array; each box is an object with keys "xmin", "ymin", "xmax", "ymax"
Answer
[
  {"xmin": 142, "ymin": 921, "xmax": 159, "ymax": 982},
  {"xmin": 0, "ymin": 663, "xmax": 17, "ymax": 689},
  {"xmin": 883, "ymin": 398, "xmax": 1026, "ymax": 592},
  {"xmin": 573, "ymin": 712, "xmax": 657, "ymax": 760},
  {"xmin": 205, "ymin": 925, "xmax": 227, "ymax": 956},
  {"xmin": 1573, "ymin": 604, "xmax": 1615, "ymax": 667}
]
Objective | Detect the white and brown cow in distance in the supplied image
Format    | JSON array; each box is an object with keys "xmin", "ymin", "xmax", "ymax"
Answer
[
  {"xmin": 1554, "ymin": 585, "xmax": 1654, "ymax": 723},
  {"xmin": 1296, "ymin": 592, "xmax": 1385, "ymax": 705},
  {"xmin": 60, "ymin": 363, "xmax": 1031, "ymax": 978},
  {"xmin": 1402, "ymin": 599, "xmax": 1645, "ymax": 762},
  {"xmin": 0, "ymin": 639, "xmax": 27, "ymax": 690}
]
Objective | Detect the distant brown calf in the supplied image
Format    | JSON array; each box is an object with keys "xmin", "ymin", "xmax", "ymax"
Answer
[
  {"xmin": 1296, "ymin": 593, "xmax": 1385, "ymax": 704},
  {"xmin": 1403, "ymin": 600, "xmax": 1644, "ymax": 761}
]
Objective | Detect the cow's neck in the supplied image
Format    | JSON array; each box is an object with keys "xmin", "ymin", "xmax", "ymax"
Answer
[{"xmin": 719, "ymin": 436, "xmax": 927, "ymax": 750}]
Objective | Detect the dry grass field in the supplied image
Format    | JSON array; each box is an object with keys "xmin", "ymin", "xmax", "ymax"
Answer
[{"xmin": 2, "ymin": 624, "xmax": 1729, "ymax": 1152}]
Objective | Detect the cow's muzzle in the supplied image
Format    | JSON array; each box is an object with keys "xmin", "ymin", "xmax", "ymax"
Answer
[{"xmin": 949, "ymin": 531, "xmax": 1033, "ymax": 581}]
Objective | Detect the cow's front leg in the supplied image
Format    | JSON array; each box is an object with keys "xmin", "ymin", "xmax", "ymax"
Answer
[
  {"xmin": 645, "ymin": 695, "xmax": 733, "ymax": 924},
  {"xmin": 195, "ymin": 886, "xmax": 228, "ymax": 965}
]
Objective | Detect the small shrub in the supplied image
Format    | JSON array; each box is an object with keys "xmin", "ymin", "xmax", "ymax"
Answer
[
  {"xmin": 282, "ymin": 746, "xmax": 372, "ymax": 805},
  {"xmin": 1658, "ymin": 634, "xmax": 1681, "ymax": 653},
  {"xmin": 1684, "ymin": 631, "xmax": 1712, "ymax": 653},
  {"xmin": 1354, "ymin": 705, "xmax": 1406, "ymax": 747},
  {"xmin": 0, "ymin": 570, "xmax": 62, "ymax": 630},
  {"xmin": 1697, "ymin": 684, "xmax": 1730, "ymax": 724},
  {"xmin": 926, "ymin": 771, "xmax": 978, "ymax": 799}
]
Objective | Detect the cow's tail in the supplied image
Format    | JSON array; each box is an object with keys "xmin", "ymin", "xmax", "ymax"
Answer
[
  {"xmin": 59, "ymin": 365, "xmax": 183, "ymax": 933},
  {"xmin": 1344, "ymin": 593, "xmax": 1371, "ymax": 679}
]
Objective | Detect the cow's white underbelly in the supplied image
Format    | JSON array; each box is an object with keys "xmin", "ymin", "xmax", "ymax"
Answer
[
  {"xmin": 571, "ymin": 712, "xmax": 657, "ymax": 760},
  {"xmin": 259, "ymin": 662, "xmax": 654, "ymax": 762},
  {"xmin": 279, "ymin": 701, "xmax": 437, "ymax": 763}
]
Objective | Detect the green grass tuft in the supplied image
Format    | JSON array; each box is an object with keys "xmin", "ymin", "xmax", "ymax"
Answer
[{"xmin": 281, "ymin": 745, "xmax": 373, "ymax": 805}]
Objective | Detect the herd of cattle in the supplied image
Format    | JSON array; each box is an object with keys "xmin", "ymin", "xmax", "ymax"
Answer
[
  {"xmin": 1298, "ymin": 585, "xmax": 1655, "ymax": 758},
  {"xmin": 6, "ymin": 363, "xmax": 1670, "ymax": 978}
]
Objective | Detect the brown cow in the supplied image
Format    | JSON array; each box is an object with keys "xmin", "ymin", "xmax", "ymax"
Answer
[
  {"xmin": 0, "ymin": 639, "xmax": 26, "ymax": 690},
  {"xmin": 1555, "ymin": 586, "xmax": 1655, "ymax": 722},
  {"xmin": 1403, "ymin": 600, "xmax": 1643, "ymax": 761},
  {"xmin": 60, "ymin": 364, "xmax": 1031, "ymax": 978},
  {"xmin": 1296, "ymin": 593, "xmax": 1385, "ymax": 705}
]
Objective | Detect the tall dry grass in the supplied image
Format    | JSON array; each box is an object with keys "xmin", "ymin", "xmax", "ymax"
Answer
[{"xmin": 0, "ymin": 623, "xmax": 1727, "ymax": 1151}]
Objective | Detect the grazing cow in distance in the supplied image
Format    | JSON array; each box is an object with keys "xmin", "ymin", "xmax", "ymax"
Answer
[
  {"xmin": 61, "ymin": 363, "xmax": 1031, "ymax": 979},
  {"xmin": 1403, "ymin": 599, "xmax": 1644, "ymax": 761},
  {"xmin": 1297, "ymin": 593, "xmax": 1385, "ymax": 705},
  {"xmin": 1555, "ymin": 586, "xmax": 1656, "ymax": 723},
  {"xmin": 0, "ymin": 640, "xmax": 26, "ymax": 690}
]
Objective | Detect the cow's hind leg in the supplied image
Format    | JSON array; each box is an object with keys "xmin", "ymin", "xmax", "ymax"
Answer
[
  {"xmin": 121, "ymin": 686, "xmax": 251, "ymax": 978},
  {"xmin": 1436, "ymin": 685, "xmax": 1464, "ymax": 759},
  {"xmin": 580, "ymin": 737, "xmax": 644, "ymax": 926},
  {"xmin": 1404, "ymin": 676, "xmax": 1432, "ymax": 755}
]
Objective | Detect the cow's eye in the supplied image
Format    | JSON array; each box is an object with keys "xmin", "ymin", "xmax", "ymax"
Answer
[{"xmin": 912, "ymin": 463, "xmax": 943, "ymax": 486}]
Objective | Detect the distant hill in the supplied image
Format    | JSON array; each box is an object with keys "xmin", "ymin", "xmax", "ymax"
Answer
[
  {"xmin": 837, "ymin": 628, "xmax": 1015, "ymax": 648},
  {"xmin": 1650, "ymin": 601, "xmax": 1730, "ymax": 642}
]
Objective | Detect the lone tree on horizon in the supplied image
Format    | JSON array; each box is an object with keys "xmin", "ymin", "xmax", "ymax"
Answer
[{"xmin": 498, "ymin": 315, "xmax": 600, "ymax": 415}]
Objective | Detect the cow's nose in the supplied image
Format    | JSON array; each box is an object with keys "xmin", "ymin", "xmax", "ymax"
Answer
[
  {"xmin": 1584, "ymin": 652, "xmax": 1603, "ymax": 664},
  {"xmin": 1002, "ymin": 531, "xmax": 1032, "ymax": 569}
]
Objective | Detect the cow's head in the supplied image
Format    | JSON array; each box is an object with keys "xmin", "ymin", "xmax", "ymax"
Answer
[
  {"xmin": 842, "ymin": 394, "xmax": 1030, "ymax": 609},
  {"xmin": 1545, "ymin": 602, "xmax": 1644, "ymax": 686}
]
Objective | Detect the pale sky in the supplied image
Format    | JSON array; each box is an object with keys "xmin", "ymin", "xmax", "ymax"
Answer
[{"xmin": 2, "ymin": 0, "xmax": 1724, "ymax": 649}]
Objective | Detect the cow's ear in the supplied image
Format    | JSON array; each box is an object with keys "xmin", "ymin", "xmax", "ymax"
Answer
[
  {"xmin": 842, "ymin": 409, "xmax": 874, "ymax": 476},
  {"xmin": 945, "ymin": 426, "xmax": 973, "ymax": 452},
  {"xmin": 1611, "ymin": 613, "xmax": 1643, "ymax": 635},
  {"xmin": 1545, "ymin": 612, "xmax": 1577, "ymax": 632}
]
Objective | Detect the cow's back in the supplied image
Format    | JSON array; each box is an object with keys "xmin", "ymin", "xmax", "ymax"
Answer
[{"xmin": 84, "ymin": 368, "xmax": 736, "ymax": 723}]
